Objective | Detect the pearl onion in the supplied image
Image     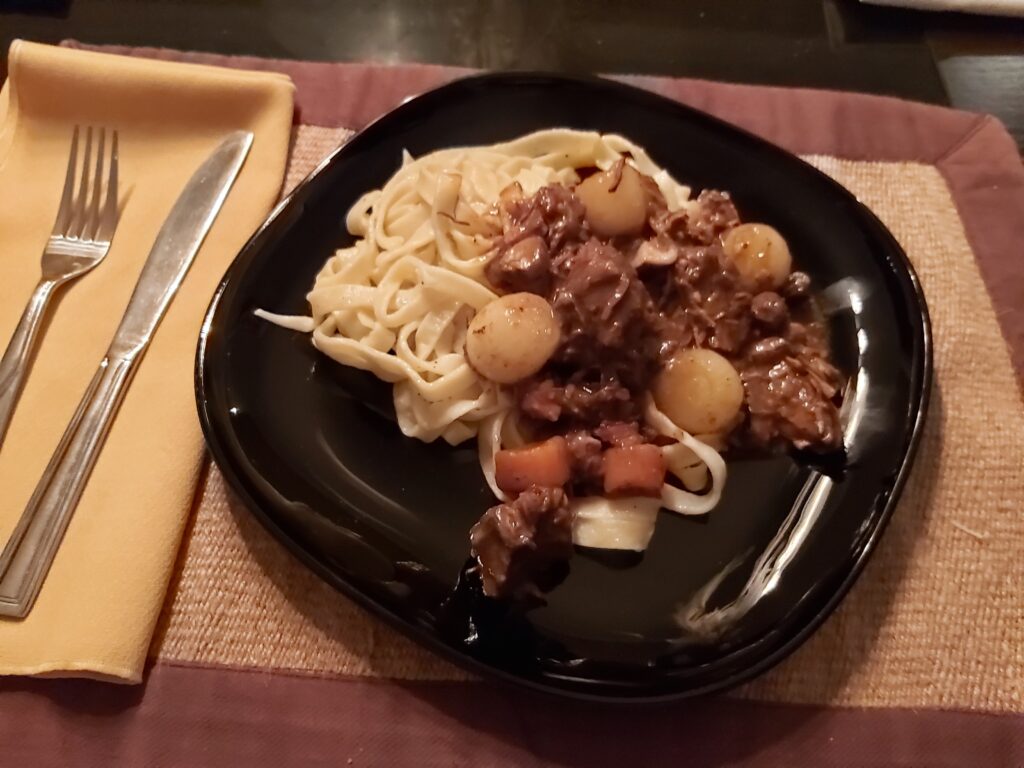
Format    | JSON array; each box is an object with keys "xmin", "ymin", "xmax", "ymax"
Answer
[
  {"xmin": 653, "ymin": 348, "xmax": 744, "ymax": 434},
  {"xmin": 722, "ymin": 223, "xmax": 792, "ymax": 289},
  {"xmin": 466, "ymin": 293, "xmax": 560, "ymax": 384},
  {"xmin": 575, "ymin": 163, "xmax": 648, "ymax": 238}
]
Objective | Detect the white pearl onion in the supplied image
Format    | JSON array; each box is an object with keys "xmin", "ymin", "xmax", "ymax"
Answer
[
  {"xmin": 653, "ymin": 348, "xmax": 744, "ymax": 434},
  {"xmin": 575, "ymin": 163, "xmax": 648, "ymax": 238},
  {"xmin": 466, "ymin": 292, "xmax": 560, "ymax": 384},
  {"xmin": 722, "ymin": 223, "xmax": 792, "ymax": 288}
]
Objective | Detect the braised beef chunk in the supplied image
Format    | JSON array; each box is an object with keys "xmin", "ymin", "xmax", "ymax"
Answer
[
  {"xmin": 650, "ymin": 209, "xmax": 690, "ymax": 242},
  {"xmin": 674, "ymin": 244, "xmax": 720, "ymax": 285},
  {"xmin": 485, "ymin": 235, "xmax": 551, "ymax": 294},
  {"xmin": 593, "ymin": 420, "xmax": 645, "ymax": 448},
  {"xmin": 551, "ymin": 238, "xmax": 655, "ymax": 358},
  {"xmin": 519, "ymin": 377, "xmax": 563, "ymax": 422},
  {"xmin": 652, "ymin": 190, "xmax": 739, "ymax": 245},
  {"xmin": 500, "ymin": 183, "xmax": 587, "ymax": 252},
  {"xmin": 742, "ymin": 361, "xmax": 842, "ymax": 450},
  {"xmin": 658, "ymin": 242, "xmax": 752, "ymax": 355},
  {"xmin": 469, "ymin": 486, "xmax": 574, "ymax": 597},
  {"xmin": 558, "ymin": 379, "xmax": 637, "ymax": 422},
  {"xmin": 506, "ymin": 231, "xmax": 662, "ymax": 435},
  {"xmin": 518, "ymin": 376, "xmax": 637, "ymax": 426},
  {"xmin": 689, "ymin": 190, "xmax": 740, "ymax": 243},
  {"xmin": 738, "ymin": 324, "xmax": 843, "ymax": 451}
]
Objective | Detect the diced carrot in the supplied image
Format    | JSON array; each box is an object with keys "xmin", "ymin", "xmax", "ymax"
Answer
[
  {"xmin": 602, "ymin": 444, "xmax": 666, "ymax": 498},
  {"xmin": 495, "ymin": 437, "xmax": 572, "ymax": 496}
]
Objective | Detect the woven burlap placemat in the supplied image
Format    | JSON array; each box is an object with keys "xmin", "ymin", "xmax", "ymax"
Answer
[{"xmin": 152, "ymin": 125, "xmax": 1024, "ymax": 713}]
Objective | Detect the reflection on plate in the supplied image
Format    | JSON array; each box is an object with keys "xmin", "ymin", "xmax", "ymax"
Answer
[{"xmin": 196, "ymin": 73, "xmax": 931, "ymax": 701}]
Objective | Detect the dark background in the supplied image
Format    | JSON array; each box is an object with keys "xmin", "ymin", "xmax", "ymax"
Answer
[{"xmin": 2, "ymin": 0, "xmax": 1023, "ymax": 148}]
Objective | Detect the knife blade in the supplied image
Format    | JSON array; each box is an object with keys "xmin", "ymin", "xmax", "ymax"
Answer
[
  {"xmin": 110, "ymin": 130, "xmax": 253, "ymax": 359},
  {"xmin": 0, "ymin": 130, "xmax": 253, "ymax": 617}
]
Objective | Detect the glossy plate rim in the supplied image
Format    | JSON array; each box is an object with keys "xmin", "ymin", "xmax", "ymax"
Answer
[{"xmin": 195, "ymin": 71, "xmax": 933, "ymax": 704}]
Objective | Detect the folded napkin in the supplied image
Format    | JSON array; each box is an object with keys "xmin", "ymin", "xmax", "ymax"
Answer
[
  {"xmin": 861, "ymin": 0, "xmax": 1024, "ymax": 16},
  {"xmin": 0, "ymin": 41, "xmax": 293, "ymax": 682}
]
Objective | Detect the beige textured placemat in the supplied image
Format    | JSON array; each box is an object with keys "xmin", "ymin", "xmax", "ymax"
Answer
[{"xmin": 152, "ymin": 126, "xmax": 1024, "ymax": 713}]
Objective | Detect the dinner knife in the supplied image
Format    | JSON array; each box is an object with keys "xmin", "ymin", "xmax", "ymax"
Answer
[{"xmin": 0, "ymin": 130, "xmax": 253, "ymax": 618}]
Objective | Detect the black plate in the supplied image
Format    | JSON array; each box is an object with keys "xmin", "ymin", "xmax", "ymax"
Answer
[{"xmin": 196, "ymin": 73, "xmax": 931, "ymax": 702}]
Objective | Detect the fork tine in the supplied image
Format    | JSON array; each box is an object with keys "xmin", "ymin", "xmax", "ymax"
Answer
[
  {"xmin": 50, "ymin": 126, "xmax": 80, "ymax": 237},
  {"xmin": 83, "ymin": 129, "xmax": 106, "ymax": 242},
  {"xmin": 69, "ymin": 126, "xmax": 94, "ymax": 239},
  {"xmin": 96, "ymin": 131, "xmax": 119, "ymax": 244}
]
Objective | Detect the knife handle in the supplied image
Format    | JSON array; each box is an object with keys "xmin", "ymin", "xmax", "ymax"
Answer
[{"xmin": 0, "ymin": 354, "xmax": 137, "ymax": 617}]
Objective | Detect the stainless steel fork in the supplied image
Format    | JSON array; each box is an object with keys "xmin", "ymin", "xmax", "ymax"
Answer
[{"xmin": 0, "ymin": 126, "xmax": 120, "ymax": 450}]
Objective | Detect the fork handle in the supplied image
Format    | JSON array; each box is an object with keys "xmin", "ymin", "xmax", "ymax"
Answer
[
  {"xmin": 0, "ymin": 279, "xmax": 60, "ymax": 450},
  {"xmin": 0, "ymin": 353, "xmax": 137, "ymax": 617}
]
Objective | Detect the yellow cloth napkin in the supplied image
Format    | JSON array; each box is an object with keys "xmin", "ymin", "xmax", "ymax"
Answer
[{"xmin": 0, "ymin": 41, "xmax": 294, "ymax": 682}]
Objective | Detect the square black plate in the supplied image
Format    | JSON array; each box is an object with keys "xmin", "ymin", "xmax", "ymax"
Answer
[{"xmin": 195, "ymin": 73, "xmax": 931, "ymax": 702}]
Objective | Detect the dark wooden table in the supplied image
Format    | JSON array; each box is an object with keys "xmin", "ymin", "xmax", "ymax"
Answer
[{"xmin": 3, "ymin": 0, "xmax": 1023, "ymax": 149}]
